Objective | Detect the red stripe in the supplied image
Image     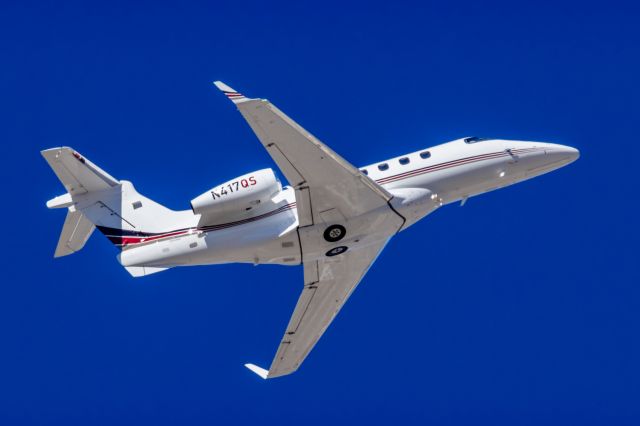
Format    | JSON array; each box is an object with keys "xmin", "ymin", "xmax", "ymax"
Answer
[
  {"xmin": 117, "ymin": 203, "xmax": 297, "ymax": 248},
  {"xmin": 119, "ymin": 230, "xmax": 190, "ymax": 245},
  {"xmin": 376, "ymin": 151, "xmax": 508, "ymax": 184},
  {"xmin": 376, "ymin": 147, "xmax": 544, "ymax": 185}
]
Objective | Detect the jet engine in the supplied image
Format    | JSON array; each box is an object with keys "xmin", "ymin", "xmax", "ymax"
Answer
[{"xmin": 191, "ymin": 168, "xmax": 281, "ymax": 218}]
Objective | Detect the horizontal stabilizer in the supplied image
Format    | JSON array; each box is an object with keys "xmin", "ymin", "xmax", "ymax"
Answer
[
  {"xmin": 244, "ymin": 363, "xmax": 269, "ymax": 379},
  {"xmin": 55, "ymin": 210, "xmax": 95, "ymax": 257},
  {"xmin": 41, "ymin": 147, "xmax": 119, "ymax": 195}
]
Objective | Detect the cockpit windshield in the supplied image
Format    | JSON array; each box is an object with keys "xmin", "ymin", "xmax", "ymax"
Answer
[{"xmin": 464, "ymin": 136, "xmax": 491, "ymax": 144}]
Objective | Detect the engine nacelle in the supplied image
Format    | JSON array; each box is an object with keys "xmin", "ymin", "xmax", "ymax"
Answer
[{"xmin": 191, "ymin": 169, "xmax": 281, "ymax": 218}]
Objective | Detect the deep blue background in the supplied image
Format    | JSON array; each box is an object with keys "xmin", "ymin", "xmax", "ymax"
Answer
[{"xmin": 2, "ymin": 1, "xmax": 639, "ymax": 424}]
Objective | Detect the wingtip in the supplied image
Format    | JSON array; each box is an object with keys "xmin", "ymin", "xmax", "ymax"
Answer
[
  {"xmin": 213, "ymin": 81, "xmax": 251, "ymax": 103},
  {"xmin": 40, "ymin": 146, "xmax": 69, "ymax": 156},
  {"xmin": 213, "ymin": 80, "xmax": 235, "ymax": 92},
  {"xmin": 244, "ymin": 363, "xmax": 269, "ymax": 379}
]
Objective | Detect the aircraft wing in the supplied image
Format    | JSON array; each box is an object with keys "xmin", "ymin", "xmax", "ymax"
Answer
[
  {"xmin": 213, "ymin": 81, "xmax": 393, "ymax": 227},
  {"xmin": 245, "ymin": 238, "xmax": 389, "ymax": 379}
]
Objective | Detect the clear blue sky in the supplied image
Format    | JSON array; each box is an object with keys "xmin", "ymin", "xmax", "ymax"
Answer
[{"xmin": 2, "ymin": 1, "xmax": 639, "ymax": 424}]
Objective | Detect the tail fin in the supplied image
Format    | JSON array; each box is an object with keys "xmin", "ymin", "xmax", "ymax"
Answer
[{"xmin": 42, "ymin": 147, "xmax": 193, "ymax": 272}]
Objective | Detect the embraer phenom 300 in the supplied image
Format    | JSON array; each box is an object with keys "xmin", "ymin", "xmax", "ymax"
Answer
[{"xmin": 43, "ymin": 82, "xmax": 579, "ymax": 379}]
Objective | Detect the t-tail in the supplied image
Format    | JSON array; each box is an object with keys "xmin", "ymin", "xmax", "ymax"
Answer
[{"xmin": 41, "ymin": 147, "xmax": 193, "ymax": 276}]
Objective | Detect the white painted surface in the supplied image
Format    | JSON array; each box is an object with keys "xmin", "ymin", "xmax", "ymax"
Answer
[{"xmin": 43, "ymin": 83, "xmax": 579, "ymax": 379}]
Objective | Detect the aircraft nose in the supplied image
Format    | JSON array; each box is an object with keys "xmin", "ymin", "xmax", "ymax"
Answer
[
  {"xmin": 542, "ymin": 143, "xmax": 580, "ymax": 165},
  {"xmin": 561, "ymin": 145, "xmax": 580, "ymax": 162}
]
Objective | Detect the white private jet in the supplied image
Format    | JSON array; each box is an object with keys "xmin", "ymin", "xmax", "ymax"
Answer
[{"xmin": 43, "ymin": 82, "xmax": 579, "ymax": 379}]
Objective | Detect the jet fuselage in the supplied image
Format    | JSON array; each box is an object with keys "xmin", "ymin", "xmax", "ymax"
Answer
[{"xmin": 117, "ymin": 137, "xmax": 579, "ymax": 269}]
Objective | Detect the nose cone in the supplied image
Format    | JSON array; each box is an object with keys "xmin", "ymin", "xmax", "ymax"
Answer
[
  {"xmin": 545, "ymin": 143, "xmax": 580, "ymax": 165},
  {"xmin": 506, "ymin": 141, "xmax": 580, "ymax": 178},
  {"xmin": 557, "ymin": 145, "xmax": 580, "ymax": 162},
  {"xmin": 567, "ymin": 146, "xmax": 580, "ymax": 162}
]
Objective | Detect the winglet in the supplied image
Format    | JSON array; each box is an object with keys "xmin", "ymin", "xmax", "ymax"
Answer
[
  {"xmin": 244, "ymin": 363, "xmax": 269, "ymax": 379},
  {"xmin": 213, "ymin": 81, "xmax": 251, "ymax": 104}
]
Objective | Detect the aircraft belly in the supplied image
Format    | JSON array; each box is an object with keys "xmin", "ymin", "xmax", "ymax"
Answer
[
  {"xmin": 119, "ymin": 207, "xmax": 300, "ymax": 267},
  {"xmin": 297, "ymin": 206, "xmax": 403, "ymax": 262}
]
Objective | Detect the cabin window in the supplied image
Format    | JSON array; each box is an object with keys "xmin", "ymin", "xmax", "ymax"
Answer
[
  {"xmin": 132, "ymin": 201, "xmax": 143, "ymax": 209},
  {"xmin": 378, "ymin": 163, "xmax": 389, "ymax": 171},
  {"xmin": 464, "ymin": 136, "xmax": 490, "ymax": 144},
  {"xmin": 360, "ymin": 169, "xmax": 368, "ymax": 175},
  {"xmin": 419, "ymin": 151, "xmax": 431, "ymax": 159},
  {"xmin": 399, "ymin": 157, "xmax": 410, "ymax": 165}
]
